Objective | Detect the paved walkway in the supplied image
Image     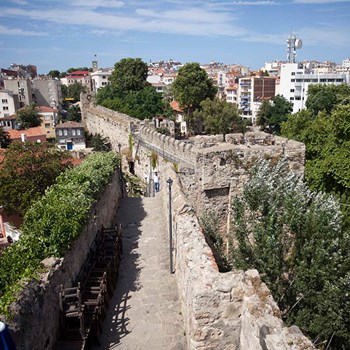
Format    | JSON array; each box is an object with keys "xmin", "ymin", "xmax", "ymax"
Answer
[{"xmin": 93, "ymin": 196, "xmax": 186, "ymax": 350}]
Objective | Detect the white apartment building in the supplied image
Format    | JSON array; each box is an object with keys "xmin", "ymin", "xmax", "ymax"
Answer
[
  {"xmin": 278, "ymin": 63, "xmax": 350, "ymax": 113},
  {"xmin": 0, "ymin": 90, "xmax": 20, "ymax": 118},
  {"xmin": 37, "ymin": 106, "xmax": 58, "ymax": 138},
  {"xmin": 226, "ymin": 86, "xmax": 238, "ymax": 104},
  {"xmin": 4, "ymin": 78, "xmax": 33, "ymax": 107},
  {"xmin": 91, "ymin": 69, "xmax": 112, "ymax": 92}
]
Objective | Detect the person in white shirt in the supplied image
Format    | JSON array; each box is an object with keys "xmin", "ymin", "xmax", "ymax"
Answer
[{"xmin": 153, "ymin": 172, "xmax": 160, "ymax": 192}]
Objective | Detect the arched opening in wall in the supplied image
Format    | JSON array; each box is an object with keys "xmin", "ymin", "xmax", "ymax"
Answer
[{"xmin": 128, "ymin": 161, "xmax": 135, "ymax": 174}]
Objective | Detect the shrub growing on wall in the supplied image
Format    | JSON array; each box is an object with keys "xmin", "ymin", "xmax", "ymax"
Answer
[
  {"xmin": 230, "ymin": 158, "xmax": 350, "ymax": 349},
  {"xmin": 0, "ymin": 152, "xmax": 119, "ymax": 316}
]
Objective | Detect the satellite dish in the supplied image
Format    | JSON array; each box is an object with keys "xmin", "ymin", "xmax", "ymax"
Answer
[{"xmin": 295, "ymin": 39, "xmax": 303, "ymax": 49}]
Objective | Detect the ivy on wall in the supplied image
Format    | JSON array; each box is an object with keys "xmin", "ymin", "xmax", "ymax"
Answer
[{"xmin": 0, "ymin": 152, "xmax": 119, "ymax": 317}]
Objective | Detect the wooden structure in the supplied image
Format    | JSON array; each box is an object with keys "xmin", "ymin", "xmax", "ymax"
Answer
[{"xmin": 55, "ymin": 225, "xmax": 122, "ymax": 349}]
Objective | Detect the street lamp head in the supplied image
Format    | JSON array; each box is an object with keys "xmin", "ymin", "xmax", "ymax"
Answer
[{"xmin": 166, "ymin": 177, "xmax": 173, "ymax": 187}]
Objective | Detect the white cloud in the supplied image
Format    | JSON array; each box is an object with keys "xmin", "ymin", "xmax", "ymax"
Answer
[
  {"xmin": 67, "ymin": 0, "xmax": 125, "ymax": 8},
  {"xmin": 10, "ymin": 0, "xmax": 29, "ymax": 5},
  {"xmin": 0, "ymin": 24, "xmax": 47, "ymax": 36}
]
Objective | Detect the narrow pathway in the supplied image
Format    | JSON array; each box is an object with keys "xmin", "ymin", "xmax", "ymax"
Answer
[{"xmin": 93, "ymin": 196, "xmax": 186, "ymax": 350}]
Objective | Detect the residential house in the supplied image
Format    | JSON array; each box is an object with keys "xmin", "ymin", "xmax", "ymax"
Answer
[
  {"xmin": 55, "ymin": 121, "xmax": 86, "ymax": 150},
  {"xmin": 0, "ymin": 90, "xmax": 20, "ymax": 118},
  {"xmin": 60, "ymin": 71, "xmax": 91, "ymax": 89},
  {"xmin": 0, "ymin": 115, "xmax": 17, "ymax": 130},
  {"xmin": 170, "ymin": 100, "xmax": 187, "ymax": 137},
  {"xmin": 91, "ymin": 68, "xmax": 112, "ymax": 92},
  {"xmin": 7, "ymin": 126, "xmax": 46, "ymax": 143},
  {"xmin": 36, "ymin": 106, "xmax": 58, "ymax": 138}
]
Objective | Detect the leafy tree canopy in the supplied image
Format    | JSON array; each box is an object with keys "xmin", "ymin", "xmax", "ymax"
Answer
[
  {"xmin": 192, "ymin": 98, "xmax": 245, "ymax": 136},
  {"xmin": 231, "ymin": 159, "xmax": 350, "ymax": 349},
  {"xmin": 0, "ymin": 142, "xmax": 71, "ymax": 215},
  {"xmin": 65, "ymin": 105, "xmax": 82, "ymax": 122},
  {"xmin": 256, "ymin": 95, "xmax": 293, "ymax": 134},
  {"xmin": 47, "ymin": 70, "xmax": 60, "ymax": 78},
  {"xmin": 110, "ymin": 58, "xmax": 149, "ymax": 94},
  {"xmin": 62, "ymin": 82, "xmax": 87, "ymax": 101},
  {"xmin": 0, "ymin": 127, "xmax": 10, "ymax": 148},
  {"xmin": 306, "ymin": 84, "xmax": 350, "ymax": 116},
  {"xmin": 16, "ymin": 104, "xmax": 42, "ymax": 129},
  {"xmin": 172, "ymin": 62, "xmax": 217, "ymax": 114},
  {"xmin": 86, "ymin": 133, "xmax": 112, "ymax": 152}
]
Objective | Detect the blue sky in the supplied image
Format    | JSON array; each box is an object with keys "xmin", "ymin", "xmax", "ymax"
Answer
[{"xmin": 1, "ymin": 0, "xmax": 349, "ymax": 74}]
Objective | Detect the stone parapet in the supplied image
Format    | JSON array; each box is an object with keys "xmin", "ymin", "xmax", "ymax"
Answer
[{"xmin": 162, "ymin": 164, "xmax": 314, "ymax": 350}]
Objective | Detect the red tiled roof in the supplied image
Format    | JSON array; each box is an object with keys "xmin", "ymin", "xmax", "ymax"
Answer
[
  {"xmin": 7, "ymin": 126, "xmax": 46, "ymax": 139},
  {"xmin": 36, "ymin": 106, "xmax": 57, "ymax": 113},
  {"xmin": 170, "ymin": 100, "xmax": 183, "ymax": 113},
  {"xmin": 0, "ymin": 149, "xmax": 5, "ymax": 162}
]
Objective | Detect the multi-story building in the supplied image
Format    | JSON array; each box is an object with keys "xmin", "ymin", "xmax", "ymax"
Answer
[
  {"xmin": 55, "ymin": 121, "xmax": 86, "ymax": 150},
  {"xmin": 277, "ymin": 62, "xmax": 350, "ymax": 113},
  {"xmin": 225, "ymin": 86, "xmax": 238, "ymax": 104},
  {"xmin": 3, "ymin": 78, "xmax": 33, "ymax": 108},
  {"xmin": 60, "ymin": 71, "xmax": 91, "ymax": 89},
  {"xmin": 37, "ymin": 106, "xmax": 58, "ymax": 138},
  {"xmin": 238, "ymin": 75, "xmax": 276, "ymax": 123},
  {"xmin": 33, "ymin": 78, "xmax": 63, "ymax": 110},
  {"xmin": 91, "ymin": 68, "xmax": 112, "ymax": 92},
  {"xmin": 0, "ymin": 90, "xmax": 20, "ymax": 118}
]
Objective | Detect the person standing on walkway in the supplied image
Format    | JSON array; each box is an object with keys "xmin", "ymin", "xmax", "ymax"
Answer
[{"xmin": 153, "ymin": 172, "xmax": 160, "ymax": 192}]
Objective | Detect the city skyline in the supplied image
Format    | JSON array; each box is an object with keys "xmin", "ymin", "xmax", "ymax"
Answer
[{"xmin": 1, "ymin": 0, "xmax": 349, "ymax": 74}]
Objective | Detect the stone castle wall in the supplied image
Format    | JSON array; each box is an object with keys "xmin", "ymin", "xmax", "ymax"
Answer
[
  {"xmin": 161, "ymin": 164, "xmax": 314, "ymax": 350},
  {"xmin": 5, "ymin": 171, "xmax": 123, "ymax": 350}
]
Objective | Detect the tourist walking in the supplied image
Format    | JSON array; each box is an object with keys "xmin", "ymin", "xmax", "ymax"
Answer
[{"xmin": 153, "ymin": 172, "xmax": 160, "ymax": 192}]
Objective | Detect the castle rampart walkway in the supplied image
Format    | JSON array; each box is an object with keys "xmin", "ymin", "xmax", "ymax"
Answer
[{"xmin": 92, "ymin": 196, "xmax": 186, "ymax": 350}]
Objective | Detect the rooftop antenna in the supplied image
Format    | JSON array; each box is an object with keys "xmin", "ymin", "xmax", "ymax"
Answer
[{"xmin": 286, "ymin": 33, "xmax": 302, "ymax": 63}]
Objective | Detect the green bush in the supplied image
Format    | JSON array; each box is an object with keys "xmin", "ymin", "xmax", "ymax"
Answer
[{"xmin": 0, "ymin": 152, "xmax": 119, "ymax": 317}]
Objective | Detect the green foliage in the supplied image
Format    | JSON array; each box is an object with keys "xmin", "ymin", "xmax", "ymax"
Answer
[
  {"xmin": 47, "ymin": 70, "xmax": 60, "ymax": 78},
  {"xmin": 156, "ymin": 127, "xmax": 170, "ymax": 136},
  {"xmin": 65, "ymin": 105, "xmax": 82, "ymax": 122},
  {"xmin": 0, "ymin": 126, "xmax": 10, "ymax": 148},
  {"xmin": 306, "ymin": 84, "xmax": 350, "ymax": 117},
  {"xmin": 110, "ymin": 58, "xmax": 149, "ymax": 94},
  {"xmin": 0, "ymin": 142, "xmax": 71, "ymax": 216},
  {"xmin": 230, "ymin": 159, "xmax": 350, "ymax": 348},
  {"xmin": 151, "ymin": 151, "xmax": 158, "ymax": 169},
  {"xmin": 193, "ymin": 98, "xmax": 244, "ymax": 136},
  {"xmin": 172, "ymin": 63, "xmax": 217, "ymax": 115},
  {"xmin": 0, "ymin": 152, "xmax": 119, "ymax": 316},
  {"xmin": 256, "ymin": 95, "xmax": 293, "ymax": 134},
  {"xmin": 86, "ymin": 133, "xmax": 112, "ymax": 152},
  {"xmin": 62, "ymin": 82, "xmax": 87, "ymax": 101},
  {"xmin": 128, "ymin": 134, "xmax": 133, "ymax": 154},
  {"xmin": 16, "ymin": 104, "xmax": 41, "ymax": 129}
]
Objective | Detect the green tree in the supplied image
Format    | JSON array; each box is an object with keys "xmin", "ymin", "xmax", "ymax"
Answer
[
  {"xmin": 231, "ymin": 159, "xmax": 350, "ymax": 348},
  {"xmin": 87, "ymin": 133, "xmax": 112, "ymax": 152},
  {"xmin": 0, "ymin": 142, "xmax": 71, "ymax": 216},
  {"xmin": 110, "ymin": 58, "xmax": 149, "ymax": 94},
  {"xmin": 16, "ymin": 104, "xmax": 41, "ymax": 129},
  {"xmin": 0, "ymin": 127, "xmax": 10, "ymax": 148},
  {"xmin": 256, "ymin": 95, "xmax": 293, "ymax": 134},
  {"xmin": 193, "ymin": 98, "xmax": 244, "ymax": 136},
  {"xmin": 66, "ymin": 105, "xmax": 82, "ymax": 122},
  {"xmin": 64, "ymin": 82, "xmax": 87, "ymax": 101},
  {"xmin": 172, "ymin": 63, "xmax": 217, "ymax": 116},
  {"xmin": 47, "ymin": 70, "xmax": 60, "ymax": 78}
]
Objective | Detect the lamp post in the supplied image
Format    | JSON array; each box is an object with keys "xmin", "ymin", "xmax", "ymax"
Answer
[
  {"xmin": 166, "ymin": 177, "xmax": 174, "ymax": 274},
  {"xmin": 118, "ymin": 143, "xmax": 123, "ymax": 197}
]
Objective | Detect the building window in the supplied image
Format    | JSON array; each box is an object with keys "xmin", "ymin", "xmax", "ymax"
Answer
[
  {"xmin": 291, "ymin": 72, "xmax": 295, "ymax": 76},
  {"xmin": 290, "ymin": 97, "xmax": 294, "ymax": 100},
  {"xmin": 58, "ymin": 130, "xmax": 63, "ymax": 136},
  {"xmin": 295, "ymin": 96, "xmax": 301, "ymax": 100},
  {"xmin": 77, "ymin": 129, "xmax": 81, "ymax": 136},
  {"xmin": 1, "ymin": 99, "xmax": 8, "ymax": 103},
  {"xmin": 44, "ymin": 115, "xmax": 51, "ymax": 120},
  {"xmin": 291, "ymin": 79, "xmax": 295, "ymax": 82},
  {"xmin": 45, "ymin": 123, "xmax": 51, "ymax": 128},
  {"xmin": 3, "ymin": 106, "xmax": 9, "ymax": 111},
  {"xmin": 290, "ymin": 89, "xmax": 294, "ymax": 92},
  {"xmin": 63, "ymin": 129, "xmax": 68, "ymax": 136},
  {"xmin": 72, "ymin": 129, "xmax": 76, "ymax": 136}
]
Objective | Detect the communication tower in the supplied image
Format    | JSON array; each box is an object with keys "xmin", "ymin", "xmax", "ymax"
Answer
[{"xmin": 286, "ymin": 33, "xmax": 302, "ymax": 63}]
